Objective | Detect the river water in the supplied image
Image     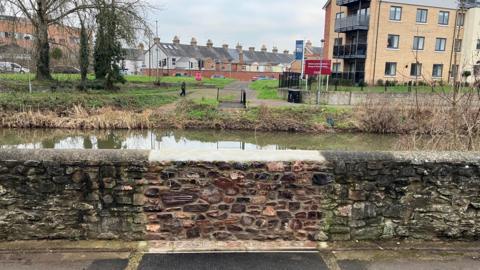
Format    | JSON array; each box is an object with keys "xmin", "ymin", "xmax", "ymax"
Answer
[{"xmin": 0, "ymin": 129, "xmax": 398, "ymax": 151}]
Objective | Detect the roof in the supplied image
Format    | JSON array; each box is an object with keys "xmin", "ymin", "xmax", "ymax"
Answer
[
  {"xmin": 307, "ymin": 46, "xmax": 323, "ymax": 56},
  {"xmin": 150, "ymin": 42, "xmax": 294, "ymax": 65},
  {"xmin": 0, "ymin": 43, "xmax": 29, "ymax": 54},
  {"xmin": 382, "ymin": 0, "xmax": 458, "ymax": 9},
  {"xmin": 123, "ymin": 48, "xmax": 145, "ymax": 61}
]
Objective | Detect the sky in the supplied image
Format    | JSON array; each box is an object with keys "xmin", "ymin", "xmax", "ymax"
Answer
[{"xmin": 144, "ymin": 0, "xmax": 326, "ymax": 52}]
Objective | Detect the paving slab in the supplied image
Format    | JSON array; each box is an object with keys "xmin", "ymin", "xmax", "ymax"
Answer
[
  {"xmin": 138, "ymin": 252, "xmax": 329, "ymax": 270},
  {"xmin": 338, "ymin": 259, "xmax": 480, "ymax": 270}
]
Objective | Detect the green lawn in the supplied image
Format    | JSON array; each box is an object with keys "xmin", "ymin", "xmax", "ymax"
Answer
[
  {"xmin": 0, "ymin": 88, "xmax": 178, "ymax": 112},
  {"xmin": 249, "ymin": 80, "xmax": 282, "ymax": 100},
  {"xmin": 0, "ymin": 74, "xmax": 235, "ymax": 89}
]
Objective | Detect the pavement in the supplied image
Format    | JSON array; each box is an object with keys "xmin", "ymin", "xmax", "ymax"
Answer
[{"xmin": 0, "ymin": 240, "xmax": 479, "ymax": 270}]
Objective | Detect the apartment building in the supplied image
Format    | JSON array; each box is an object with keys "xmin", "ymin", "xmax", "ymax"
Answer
[
  {"xmin": 323, "ymin": 0, "xmax": 480, "ymax": 85},
  {"xmin": 0, "ymin": 15, "xmax": 80, "ymax": 66}
]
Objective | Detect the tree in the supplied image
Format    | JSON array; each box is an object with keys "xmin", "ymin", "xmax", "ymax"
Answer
[
  {"xmin": 5, "ymin": 0, "xmax": 94, "ymax": 80},
  {"xmin": 93, "ymin": 0, "xmax": 152, "ymax": 90},
  {"xmin": 50, "ymin": 47, "xmax": 63, "ymax": 61}
]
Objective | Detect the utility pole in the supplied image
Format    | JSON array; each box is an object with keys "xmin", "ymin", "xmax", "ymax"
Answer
[{"xmin": 155, "ymin": 20, "xmax": 159, "ymax": 83}]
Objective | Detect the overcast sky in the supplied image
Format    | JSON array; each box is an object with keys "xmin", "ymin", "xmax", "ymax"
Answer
[{"xmin": 144, "ymin": 0, "xmax": 326, "ymax": 52}]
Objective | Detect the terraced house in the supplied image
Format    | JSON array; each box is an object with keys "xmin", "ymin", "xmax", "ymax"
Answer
[
  {"xmin": 143, "ymin": 36, "xmax": 294, "ymax": 80},
  {"xmin": 323, "ymin": 0, "xmax": 480, "ymax": 85}
]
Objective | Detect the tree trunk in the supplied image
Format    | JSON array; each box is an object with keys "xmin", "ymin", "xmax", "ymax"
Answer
[{"xmin": 34, "ymin": 16, "xmax": 52, "ymax": 80}]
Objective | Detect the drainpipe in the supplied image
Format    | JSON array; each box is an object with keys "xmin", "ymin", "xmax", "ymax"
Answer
[{"xmin": 372, "ymin": 0, "xmax": 382, "ymax": 85}]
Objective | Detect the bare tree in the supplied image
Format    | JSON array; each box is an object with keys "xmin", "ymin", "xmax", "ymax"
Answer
[{"xmin": 5, "ymin": 0, "xmax": 95, "ymax": 80}]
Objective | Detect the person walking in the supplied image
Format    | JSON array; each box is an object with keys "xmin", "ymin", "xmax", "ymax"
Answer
[{"xmin": 180, "ymin": 82, "xmax": 186, "ymax": 97}]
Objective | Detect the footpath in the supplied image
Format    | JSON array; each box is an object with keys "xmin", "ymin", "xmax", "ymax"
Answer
[{"xmin": 0, "ymin": 240, "xmax": 478, "ymax": 270}]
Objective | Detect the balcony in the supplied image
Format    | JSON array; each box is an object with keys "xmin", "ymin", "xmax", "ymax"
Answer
[
  {"xmin": 336, "ymin": 0, "xmax": 366, "ymax": 6},
  {"xmin": 335, "ymin": 15, "xmax": 370, "ymax": 32},
  {"xmin": 332, "ymin": 72, "xmax": 365, "ymax": 83},
  {"xmin": 333, "ymin": 43, "xmax": 367, "ymax": 59}
]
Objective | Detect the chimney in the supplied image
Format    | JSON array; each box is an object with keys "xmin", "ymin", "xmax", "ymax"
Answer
[
  {"xmin": 306, "ymin": 40, "xmax": 313, "ymax": 48},
  {"xmin": 283, "ymin": 50, "xmax": 289, "ymax": 54},
  {"xmin": 207, "ymin": 39, "xmax": 213, "ymax": 48},
  {"xmin": 222, "ymin": 44, "xmax": 229, "ymax": 50},
  {"xmin": 272, "ymin": 46, "xmax": 278, "ymax": 53},
  {"xmin": 236, "ymin": 43, "xmax": 243, "ymax": 52},
  {"xmin": 153, "ymin": 37, "xmax": 160, "ymax": 44},
  {"xmin": 191, "ymin": 37, "xmax": 197, "ymax": 46},
  {"xmin": 261, "ymin": 45, "xmax": 267, "ymax": 52},
  {"xmin": 173, "ymin": 35, "xmax": 180, "ymax": 45},
  {"xmin": 249, "ymin": 47, "xmax": 255, "ymax": 52}
]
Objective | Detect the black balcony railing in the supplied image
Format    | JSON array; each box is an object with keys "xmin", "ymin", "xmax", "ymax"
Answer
[
  {"xmin": 332, "ymin": 72, "xmax": 365, "ymax": 83},
  {"xmin": 335, "ymin": 15, "xmax": 370, "ymax": 32},
  {"xmin": 336, "ymin": 0, "xmax": 362, "ymax": 6},
  {"xmin": 333, "ymin": 43, "xmax": 367, "ymax": 59}
]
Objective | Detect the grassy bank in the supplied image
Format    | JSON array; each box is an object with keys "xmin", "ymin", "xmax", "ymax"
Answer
[
  {"xmin": 250, "ymin": 80, "xmax": 281, "ymax": 99},
  {"xmin": 0, "ymin": 100, "xmax": 354, "ymax": 132}
]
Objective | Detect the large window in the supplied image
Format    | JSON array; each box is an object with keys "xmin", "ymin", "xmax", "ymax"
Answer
[
  {"xmin": 332, "ymin": 63, "xmax": 341, "ymax": 72},
  {"xmin": 390, "ymin": 6, "xmax": 402, "ymax": 21},
  {"xmin": 385, "ymin": 62, "xmax": 397, "ymax": 76},
  {"xmin": 416, "ymin": 9, "xmax": 428, "ymax": 23},
  {"xmin": 455, "ymin": 39, "xmax": 462, "ymax": 52},
  {"xmin": 451, "ymin": 64, "xmax": 459, "ymax": 78},
  {"xmin": 336, "ymin": 12, "xmax": 345, "ymax": 19},
  {"xmin": 410, "ymin": 63, "xmax": 422, "ymax": 76},
  {"xmin": 387, "ymin": 34, "xmax": 400, "ymax": 49},
  {"xmin": 413, "ymin": 36, "xmax": 425, "ymax": 50},
  {"xmin": 457, "ymin": 13, "xmax": 465, "ymax": 26},
  {"xmin": 435, "ymin": 38, "xmax": 447, "ymax": 51},
  {"xmin": 334, "ymin": 38, "xmax": 343, "ymax": 46},
  {"xmin": 432, "ymin": 64, "xmax": 443, "ymax": 78},
  {"xmin": 172, "ymin": 58, "xmax": 176, "ymax": 66},
  {"xmin": 438, "ymin": 11, "xmax": 450, "ymax": 25}
]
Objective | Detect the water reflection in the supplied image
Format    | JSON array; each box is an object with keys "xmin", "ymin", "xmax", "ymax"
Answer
[{"xmin": 0, "ymin": 129, "xmax": 398, "ymax": 151}]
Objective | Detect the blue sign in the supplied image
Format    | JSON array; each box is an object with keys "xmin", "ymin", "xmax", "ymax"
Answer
[{"xmin": 295, "ymin": 40, "xmax": 304, "ymax": 60}]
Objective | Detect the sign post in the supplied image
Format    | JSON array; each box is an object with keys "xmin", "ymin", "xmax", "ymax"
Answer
[{"xmin": 304, "ymin": 60, "xmax": 332, "ymax": 105}]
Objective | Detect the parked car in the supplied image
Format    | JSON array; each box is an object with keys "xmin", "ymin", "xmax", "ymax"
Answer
[
  {"xmin": 51, "ymin": 66, "xmax": 80, "ymax": 74},
  {"xmin": 211, "ymin": 74, "xmax": 225, "ymax": 79},
  {"xmin": 0, "ymin": 62, "xmax": 30, "ymax": 73}
]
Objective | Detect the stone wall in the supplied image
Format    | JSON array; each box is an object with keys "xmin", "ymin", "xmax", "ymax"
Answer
[{"xmin": 0, "ymin": 150, "xmax": 479, "ymax": 241}]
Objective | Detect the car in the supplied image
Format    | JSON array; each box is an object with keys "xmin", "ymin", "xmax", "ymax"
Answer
[
  {"xmin": 210, "ymin": 74, "xmax": 225, "ymax": 79},
  {"xmin": 0, "ymin": 62, "xmax": 30, "ymax": 73},
  {"xmin": 51, "ymin": 66, "xmax": 80, "ymax": 74}
]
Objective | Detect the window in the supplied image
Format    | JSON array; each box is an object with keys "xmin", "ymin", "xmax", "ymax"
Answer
[
  {"xmin": 387, "ymin": 34, "xmax": 400, "ymax": 49},
  {"xmin": 432, "ymin": 64, "xmax": 443, "ymax": 77},
  {"xmin": 172, "ymin": 58, "xmax": 176, "ymax": 66},
  {"xmin": 332, "ymin": 63, "xmax": 341, "ymax": 72},
  {"xmin": 457, "ymin": 13, "xmax": 465, "ymax": 26},
  {"xmin": 413, "ymin": 36, "xmax": 425, "ymax": 50},
  {"xmin": 451, "ymin": 64, "xmax": 459, "ymax": 78},
  {"xmin": 438, "ymin": 11, "xmax": 449, "ymax": 25},
  {"xmin": 435, "ymin": 38, "xmax": 447, "ymax": 51},
  {"xmin": 410, "ymin": 63, "xmax": 422, "ymax": 76},
  {"xmin": 336, "ymin": 12, "xmax": 345, "ymax": 19},
  {"xmin": 385, "ymin": 62, "xmax": 397, "ymax": 76},
  {"xmin": 477, "ymin": 39, "xmax": 480, "ymax": 50},
  {"xmin": 334, "ymin": 38, "xmax": 343, "ymax": 46},
  {"xmin": 454, "ymin": 39, "xmax": 462, "ymax": 52},
  {"xmin": 416, "ymin": 9, "xmax": 428, "ymax": 23},
  {"xmin": 390, "ymin": 6, "xmax": 402, "ymax": 21}
]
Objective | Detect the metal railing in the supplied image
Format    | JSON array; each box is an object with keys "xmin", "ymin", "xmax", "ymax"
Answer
[
  {"xmin": 335, "ymin": 15, "xmax": 370, "ymax": 32},
  {"xmin": 333, "ymin": 43, "xmax": 367, "ymax": 59},
  {"xmin": 332, "ymin": 72, "xmax": 365, "ymax": 83},
  {"xmin": 336, "ymin": 0, "xmax": 363, "ymax": 6}
]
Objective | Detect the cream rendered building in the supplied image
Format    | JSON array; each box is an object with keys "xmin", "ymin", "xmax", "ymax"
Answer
[
  {"xmin": 323, "ymin": 0, "xmax": 480, "ymax": 85},
  {"xmin": 461, "ymin": 5, "xmax": 480, "ymax": 83}
]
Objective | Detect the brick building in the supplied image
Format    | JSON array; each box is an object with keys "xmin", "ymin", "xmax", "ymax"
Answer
[
  {"xmin": 143, "ymin": 36, "xmax": 294, "ymax": 80},
  {"xmin": 0, "ymin": 14, "xmax": 80, "ymax": 67},
  {"xmin": 323, "ymin": 0, "xmax": 480, "ymax": 85}
]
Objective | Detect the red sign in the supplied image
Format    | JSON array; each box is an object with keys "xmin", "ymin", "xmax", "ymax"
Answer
[{"xmin": 304, "ymin": 60, "xmax": 332, "ymax": 76}]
